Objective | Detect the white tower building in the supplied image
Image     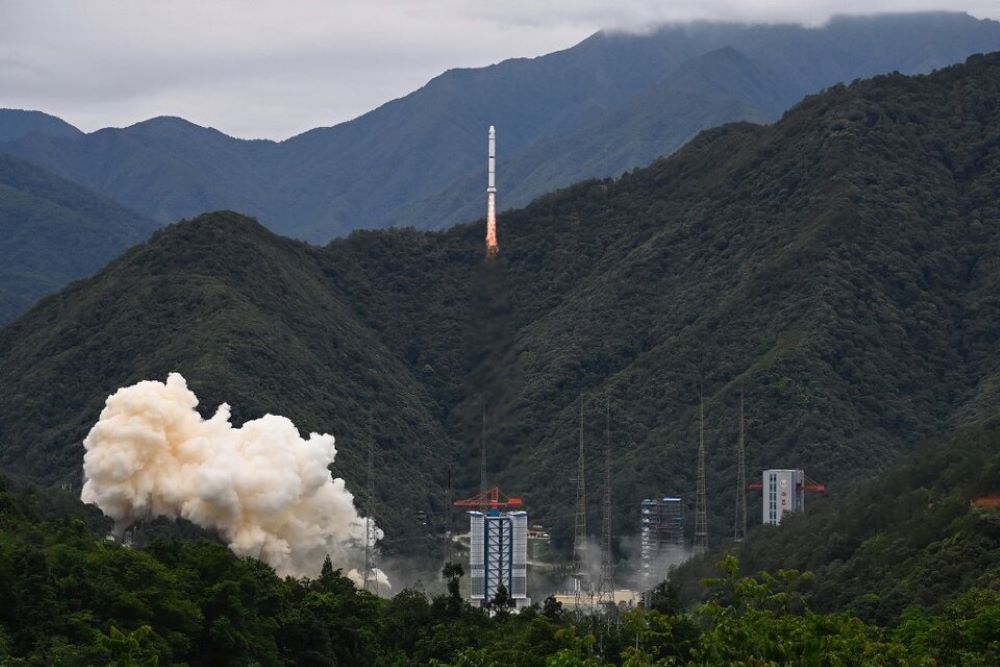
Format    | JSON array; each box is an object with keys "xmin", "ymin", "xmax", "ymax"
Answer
[{"xmin": 762, "ymin": 469, "xmax": 805, "ymax": 525}]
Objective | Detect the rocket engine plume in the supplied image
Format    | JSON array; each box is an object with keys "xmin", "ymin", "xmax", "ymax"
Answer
[
  {"xmin": 80, "ymin": 373, "xmax": 385, "ymax": 583},
  {"xmin": 486, "ymin": 125, "xmax": 498, "ymax": 257}
]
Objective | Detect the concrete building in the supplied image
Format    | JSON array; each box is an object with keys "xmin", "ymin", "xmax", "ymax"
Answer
[{"xmin": 762, "ymin": 469, "xmax": 805, "ymax": 525}]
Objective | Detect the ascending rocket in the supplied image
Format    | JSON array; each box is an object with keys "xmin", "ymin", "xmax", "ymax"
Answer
[{"xmin": 485, "ymin": 125, "xmax": 498, "ymax": 257}]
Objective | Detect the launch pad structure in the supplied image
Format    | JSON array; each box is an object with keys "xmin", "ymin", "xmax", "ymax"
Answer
[{"xmin": 456, "ymin": 487, "xmax": 530, "ymax": 611}]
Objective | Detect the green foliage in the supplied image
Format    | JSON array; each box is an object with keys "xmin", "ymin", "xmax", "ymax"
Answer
[
  {"xmin": 1, "ymin": 476, "xmax": 998, "ymax": 664},
  {"xmin": 0, "ymin": 153, "xmax": 157, "ymax": 323},
  {"xmin": 894, "ymin": 588, "xmax": 1000, "ymax": 666},
  {"xmin": 97, "ymin": 625, "xmax": 159, "ymax": 667},
  {"xmin": 671, "ymin": 424, "xmax": 1000, "ymax": 622}
]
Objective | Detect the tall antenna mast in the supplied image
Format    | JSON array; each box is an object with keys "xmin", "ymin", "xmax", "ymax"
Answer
[
  {"xmin": 480, "ymin": 401, "xmax": 488, "ymax": 512},
  {"xmin": 694, "ymin": 392, "xmax": 709, "ymax": 551},
  {"xmin": 599, "ymin": 395, "xmax": 614, "ymax": 603},
  {"xmin": 364, "ymin": 409, "xmax": 379, "ymax": 594},
  {"xmin": 735, "ymin": 388, "xmax": 747, "ymax": 542},
  {"xmin": 572, "ymin": 396, "xmax": 588, "ymax": 611},
  {"xmin": 444, "ymin": 464, "xmax": 453, "ymax": 564}
]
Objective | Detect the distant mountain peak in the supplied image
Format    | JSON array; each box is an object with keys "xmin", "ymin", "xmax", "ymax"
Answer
[
  {"xmin": 171, "ymin": 210, "xmax": 275, "ymax": 239},
  {"xmin": 125, "ymin": 115, "xmax": 219, "ymax": 135},
  {"xmin": 0, "ymin": 109, "xmax": 81, "ymax": 143},
  {"xmin": 129, "ymin": 116, "xmax": 279, "ymax": 145}
]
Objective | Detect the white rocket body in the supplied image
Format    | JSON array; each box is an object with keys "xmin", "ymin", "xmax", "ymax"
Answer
[
  {"xmin": 486, "ymin": 125, "xmax": 498, "ymax": 256},
  {"xmin": 488, "ymin": 126, "xmax": 496, "ymax": 192}
]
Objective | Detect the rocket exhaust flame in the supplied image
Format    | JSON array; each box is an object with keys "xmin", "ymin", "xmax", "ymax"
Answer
[
  {"xmin": 486, "ymin": 193, "xmax": 497, "ymax": 256},
  {"xmin": 486, "ymin": 125, "xmax": 498, "ymax": 257},
  {"xmin": 80, "ymin": 373, "xmax": 387, "ymax": 585}
]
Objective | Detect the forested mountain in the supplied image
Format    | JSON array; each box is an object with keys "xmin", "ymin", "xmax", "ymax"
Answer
[
  {"xmin": 0, "ymin": 153, "xmax": 157, "ymax": 322},
  {"xmin": 671, "ymin": 422, "xmax": 1000, "ymax": 623},
  {"xmin": 2, "ymin": 12, "xmax": 998, "ymax": 243},
  {"xmin": 1, "ymin": 53, "xmax": 999, "ymax": 558}
]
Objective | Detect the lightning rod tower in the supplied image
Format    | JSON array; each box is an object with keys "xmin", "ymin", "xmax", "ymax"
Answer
[
  {"xmin": 734, "ymin": 389, "xmax": 747, "ymax": 542},
  {"xmin": 480, "ymin": 401, "xmax": 488, "ymax": 512},
  {"xmin": 363, "ymin": 409, "xmax": 380, "ymax": 594},
  {"xmin": 694, "ymin": 393, "xmax": 709, "ymax": 550},
  {"xmin": 572, "ymin": 397, "xmax": 588, "ymax": 612},
  {"xmin": 598, "ymin": 396, "xmax": 614, "ymax": 604},
  {"xmin": 444, "ymin": 464, "xmax": 453, "ymax": 564}
]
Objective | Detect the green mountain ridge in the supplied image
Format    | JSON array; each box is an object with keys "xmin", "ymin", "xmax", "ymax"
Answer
[
  {"xmin": 1, "ymin": 53, "xmax": 999, "ymax": 559},
  {"xmin": 0, "ymin": 153, "xmax": 158, "ymax": 322}
]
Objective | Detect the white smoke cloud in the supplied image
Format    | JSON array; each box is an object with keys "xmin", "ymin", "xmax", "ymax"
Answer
[
  {"xmin": 81, "ymin": 373, "xmax": 385, "ymax": 583},
  {"xmin": 347, "ymin": 567, "xmax": 392, "ymax": 592}
]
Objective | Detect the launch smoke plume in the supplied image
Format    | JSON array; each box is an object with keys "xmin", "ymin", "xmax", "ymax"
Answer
[{"xmin": 81, "ymin": 373, "xmax": 385, "ymax": 583}]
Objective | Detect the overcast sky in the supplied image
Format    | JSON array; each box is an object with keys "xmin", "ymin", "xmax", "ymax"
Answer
[{"xmin": 2, "ymin": 1, "xmax": 998, "ymax": 140}]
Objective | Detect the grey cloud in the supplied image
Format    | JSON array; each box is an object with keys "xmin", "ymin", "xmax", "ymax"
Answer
[{"xmin": 1, "ymin": 0, "xmax": 997, "ymax": 139}]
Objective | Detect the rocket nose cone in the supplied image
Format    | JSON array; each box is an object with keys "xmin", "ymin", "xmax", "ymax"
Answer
[{"xmin": 489, "ymin": 125, "xmax": 495, "ymax": 134}]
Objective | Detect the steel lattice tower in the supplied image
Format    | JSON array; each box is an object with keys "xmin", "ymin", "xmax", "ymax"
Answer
[
  {"xmin": 572, "ymin": 398, "xmax": 588, "ymax": 610},
  {"xmin": 598, "ymin": 397, "xmax": 614, "ymax": 604},
  {"xmin": 694, "ymin": 395, "xmax": 709, "ymax": 550},
  {"xmin": 734, "ymin": 389, "xmax": 747, "ymax": 542},
  {"xmin": 363, "ymin": 410, "xmax": 380, "ymax": 594},
  {"xmin": 481, "ymin": 403, "xmax": 488, "ymax": 509},
  {"xmin": 444, "ymin": 464, "xmax": 453, "ymax": 564}
]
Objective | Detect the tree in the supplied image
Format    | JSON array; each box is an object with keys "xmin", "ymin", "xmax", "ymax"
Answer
[
  {"xmin": 489, "ymin": 584, "xmax": 514, "ymax": 621},
  {"xmin": 543, "ymin": 596, "xmax": 564, "ymax": 621},
  {"xmin": 96, "ymin": 625, "xmax": 158, "ymax": 667},
  {"xmin": 442, "ymin": 562, "xmax": 465, "ymax": 617},
  {"xmin": 647, "ymin": 581, "xmax": 682, "ymax": 615}
]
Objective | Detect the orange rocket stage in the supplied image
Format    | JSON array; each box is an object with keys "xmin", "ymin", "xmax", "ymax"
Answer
[{"xmin": 486, "ymin": 125, "xmax": 498, "ymax": 257}]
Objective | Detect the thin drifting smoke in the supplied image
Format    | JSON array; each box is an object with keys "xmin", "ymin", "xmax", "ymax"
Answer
[{"xmin": 81, "ymin": 373, "xmax": 387, "ymax": 586}]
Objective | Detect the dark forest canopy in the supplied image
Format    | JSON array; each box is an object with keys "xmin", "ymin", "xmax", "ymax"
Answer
[
  {"xmin": 671, "ymin": 422, "xmax": 1000, "ymax": 624},
  {"xmin": 1, "ymin": 470, "xmax": 998, "ymax": 665},
  {"xmin": 0, "ymin": 153, "xmax": 156, "ymax": 323}
]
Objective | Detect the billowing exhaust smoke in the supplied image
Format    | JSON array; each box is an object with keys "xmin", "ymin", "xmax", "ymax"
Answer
[{"xmin": 81, "ymin": 373, "xmax": 386, "ymax": 584}]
